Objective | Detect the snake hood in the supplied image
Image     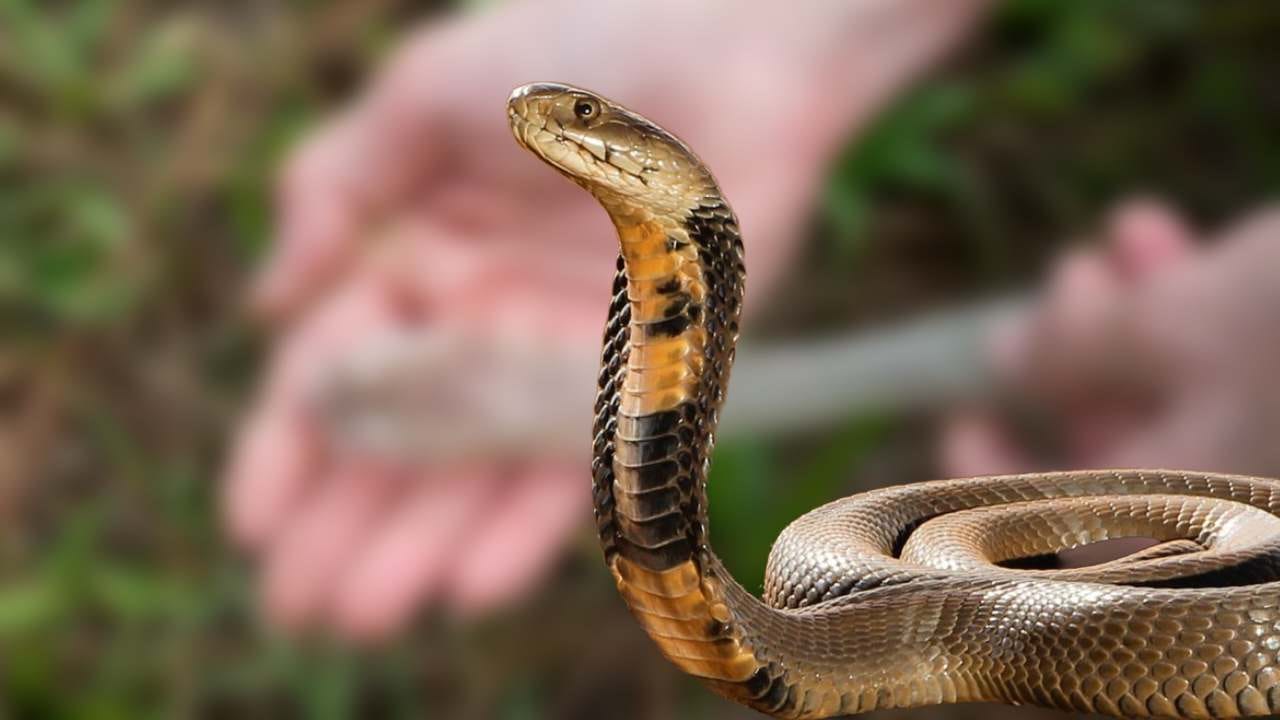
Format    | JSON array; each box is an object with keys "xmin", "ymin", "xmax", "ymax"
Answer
[
  {"xmin": 508, "ymin": 83, "xmax": 718, "ymax": 220},
  {"xmin": 509, "ymin": 81, "xmax": 1280, "ymax": 720}
]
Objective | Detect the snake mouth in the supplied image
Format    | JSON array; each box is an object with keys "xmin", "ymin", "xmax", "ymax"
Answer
[
  {"xmin": 507, "ymin": 84, "xmax": 574, "ymax": 161},
  {"xmin": 507, "ymin": 85, "xmax": 653, "ymax": 189},
  {"xmin": 505, "ymin": 95, "xmax": 536, "ymax": 152},
  {"xmin": 515, "ymin": 118, "xmax": 653, "ymax": 190},
  {"xmin": 508, "ymin": 106, "xmax": 580, "ymax": 177}
]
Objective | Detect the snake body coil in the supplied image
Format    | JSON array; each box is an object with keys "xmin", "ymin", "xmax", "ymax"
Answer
[{"xmin": 508, "ymin": 82, "xmax": 1280, "ymax": 718}]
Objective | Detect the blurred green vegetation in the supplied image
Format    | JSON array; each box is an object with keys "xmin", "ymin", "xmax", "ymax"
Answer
[{"xmin": 2, "ymin": 0, "xmax": 1278, "ymax": 718}]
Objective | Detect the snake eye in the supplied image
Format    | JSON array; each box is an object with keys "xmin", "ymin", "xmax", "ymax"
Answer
[{"xmin": 574, "ymin": 100, "xmax": 598, "ymax": 119}]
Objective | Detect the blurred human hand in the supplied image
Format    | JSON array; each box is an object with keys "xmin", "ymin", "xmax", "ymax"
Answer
[
  {"xmin": 944, "ymin": 201, "xmax": 1280, "ymax": 479},
  {"xmin": 225, "ymin": 0, "xmax": 988, "ymax": 640}
]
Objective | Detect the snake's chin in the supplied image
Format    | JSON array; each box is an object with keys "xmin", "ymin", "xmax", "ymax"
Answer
[
  {"xmin": 508, "ymin": 81, "xmax": 1280, "ymax": 720},
  {"xmin": 508, "ymin": 107, "xmax": 588, "ymax": 185}
]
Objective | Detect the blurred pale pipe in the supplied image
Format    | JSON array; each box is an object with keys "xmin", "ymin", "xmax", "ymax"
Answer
[
  {"xmin": 317, "ymin": 298, "xmax": 1023, "ymax": 461},
  {"xmin": 723, "ymin": 297, "xmax": 1021, "ymax": 437}
]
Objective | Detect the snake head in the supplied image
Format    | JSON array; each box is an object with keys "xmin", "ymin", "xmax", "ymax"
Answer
[{"xmin": 508, "ymin": 82, "xmax": 717, "ymax": 217}]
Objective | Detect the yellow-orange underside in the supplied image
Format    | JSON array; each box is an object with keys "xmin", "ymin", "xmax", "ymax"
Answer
[{"xmin": 608, "ymin": 220, "xmax": 763, "ymax": 685}]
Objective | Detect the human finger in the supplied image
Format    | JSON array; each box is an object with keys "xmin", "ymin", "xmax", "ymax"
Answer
[
  {"xmin": 329, "ymin": 466, "xmax": 498, "ymax": 641},
  {"xmin": 1105, "ymin": 198, "xmax": 1196, "ymax": 281},
  {"xmin": 939, "ymin": 410, "xmax": 1034, "ymax": 478},
  {"xmin": 254, "ymin": 117, "xmax": 370, "ymax": 320},
  {"xmin": 446, "ymin": 462, "xmax": 587, "ymax": 617},
  {"xmin": 260, "ymin": 460, "xmax": 404, "ymax": 631},
  {"xmin": 254, "ymin": 50, "xmax": 455, "ymax": 320},
  {"xmin": 222, "ymin": 404, "xmax": 319, "ymax": 550},
  {"xmin": 1016, "ymin": 249, "xmax": 1164, "ymax": 405}
]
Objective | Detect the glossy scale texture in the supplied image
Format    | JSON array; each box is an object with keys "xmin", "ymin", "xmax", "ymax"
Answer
[{"xmin": 508, "ymin": 81, "xmax": 1280, "ymax": 718}]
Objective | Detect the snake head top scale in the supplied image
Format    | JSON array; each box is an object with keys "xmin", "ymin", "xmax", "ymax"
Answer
[
  {"xmin": 508, "ymin": 82, "xmax": 719, "ymax": 222},
  {"xmin": 508, "ymin": 82, "xmax": 1280, "ymax": 720}
]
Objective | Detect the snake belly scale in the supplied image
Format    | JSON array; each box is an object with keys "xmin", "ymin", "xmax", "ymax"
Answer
[{"xmin": 507, "ymin": 82, "xmax": 1280, "ymax": 718}]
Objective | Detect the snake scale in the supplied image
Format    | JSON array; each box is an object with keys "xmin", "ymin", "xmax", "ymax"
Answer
[{"xmin": 507, "ymin": 82, "xmax": 1280, "ymax": 718}]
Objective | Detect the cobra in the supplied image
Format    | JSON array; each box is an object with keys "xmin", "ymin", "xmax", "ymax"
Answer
[{"xmin": 507, "ymin": 82, "xmax": 1280, "ymax": 718}]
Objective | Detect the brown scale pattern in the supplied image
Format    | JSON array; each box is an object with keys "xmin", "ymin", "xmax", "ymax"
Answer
[
  {"xmin": 747, "ymin": 472, "xmax": 1280, "ymax": 716},
  {"xmin": 509, "ymin": 81, "xmax": 1280, "ymax": 719},
  {"xmin": 597, "ymin": 205, "xmax": 764, "ymax": 693},
  {"xmin": 590, "ymin": 256, "xmax": 631, "ymax": 566}
]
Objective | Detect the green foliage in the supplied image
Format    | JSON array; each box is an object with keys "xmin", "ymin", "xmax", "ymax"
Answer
[
  {"xmin": 824, "ymin": 84, "xmax": 974, "ymax": 258},
  {"xmin": 3, "ymin": 0, "xmax": 1279, "ymax": 717},
  {"xmin": 0, "ymin": 2, "xmax": 416, "ymax": 717},
  {"xmin": 821, "ymin": 0, "xmax": 1279, "ymax": 284},
  {"xmin": 709, "ymin": 417, "xmax": 891, "ymax": 589},
  {"xmin": 0, "ymin": 180, "xmax": 138, "ymax": 330}
]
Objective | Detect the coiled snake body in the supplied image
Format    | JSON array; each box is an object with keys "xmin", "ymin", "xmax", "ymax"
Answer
[{"xmin": 508, "ymin": 82, "xmax": 1280, "ymax": 718}]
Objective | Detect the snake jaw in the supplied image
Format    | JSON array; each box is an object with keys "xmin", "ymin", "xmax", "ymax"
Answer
[
  {"xmin": 508, "ymin": 82, "xmax": 715, "ymax": 218},
  {"xmin": 512, "ymin": 80, "xmax": 770, "ymax": 710},
  {"xmin": 510, "ymin": 82, "xmax": 1280, "ymax": 720}
]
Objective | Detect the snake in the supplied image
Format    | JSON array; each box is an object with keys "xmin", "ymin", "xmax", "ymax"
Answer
[{"xmin": 507, "ymin": 82, "xmax": 1280, "ymax": 718}]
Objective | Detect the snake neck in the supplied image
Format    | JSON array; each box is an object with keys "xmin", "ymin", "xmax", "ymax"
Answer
[{"xmin": 591, "ymin": 195, "xmax": 786, "ymax": 704}]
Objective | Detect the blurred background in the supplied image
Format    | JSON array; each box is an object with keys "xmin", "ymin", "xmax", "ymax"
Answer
[{"xmin": 4, "ymin": 0, "xmax": 1280, "ymax": 718}]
